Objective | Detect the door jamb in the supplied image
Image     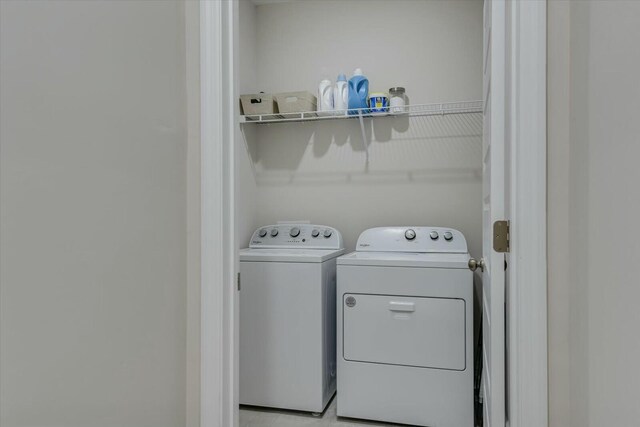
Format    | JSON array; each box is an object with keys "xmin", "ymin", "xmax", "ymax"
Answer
[
  {"xmin": 199, "ymin": 0, "xmax": 548, "ymax": 425},
  {"xmin": 200, "ymin": 1, "xmax": 236, "ymax": 426},
  {"xmin": 505, "ymin": 1, "xmax": 548, "ymax": 426}
]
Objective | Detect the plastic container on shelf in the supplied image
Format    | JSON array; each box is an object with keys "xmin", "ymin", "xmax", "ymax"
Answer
[
  {"xmin": 317, "ymin": 79, "xmax": 334, "ymax": 117},
  {"xmin": 334, "ymin": 74, "xmax": 348, "ymax": 115},
  {"xmin": 369, "ymin": 92, "xmax": 390, "ymax": 115},
  {"xmin": 348, "ymin": 68, "xmax": 369, "ymax": 115},
  {"xmin": 240, "ymin": 93, "xmax": 278, "ymax": 118},
  {"xmin": 274, "ymin": 91, "xmax": 317, "ymax": 118}
]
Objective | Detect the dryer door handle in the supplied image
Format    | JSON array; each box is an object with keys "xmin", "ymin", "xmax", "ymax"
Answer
[{"xmin": 388, "ymin": 301, "xmax": 415, "ymax": 312}]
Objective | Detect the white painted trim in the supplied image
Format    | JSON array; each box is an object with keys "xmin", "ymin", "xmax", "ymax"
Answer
[
  {"xmin": 200, "ymin": 1, "xmax": 222, "ymax": 425},
  {"xmin": 200, "ymin": 1, "xmax": 236, "ymax": 426},
  {"xmin": 507, "ymin": 1, "xmax": 548, "ymax": 426},
  {"xmin": 200, "ymin": 1, "xmax": 548, "ymax": 426},
  {"xmin": 223, "ymin": 1, "xmax": 240, "ymax": 426}
]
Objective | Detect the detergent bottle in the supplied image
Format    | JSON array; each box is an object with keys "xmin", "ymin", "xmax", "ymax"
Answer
[
  {"xmin": 317, "ymin": 78, "xmax": 334, "ymax": 116},
  {"xmin": 348, "ymin": 68, "xmax": 369, "ymax": 115},
  {"xmin": 334, "ymin": 73, "xmax": 348, "ymax": 115}
]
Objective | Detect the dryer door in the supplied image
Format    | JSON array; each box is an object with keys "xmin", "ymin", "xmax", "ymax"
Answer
[{"xmin": 342, "ymin": 294, "xmax": 466, "ymax": 371}]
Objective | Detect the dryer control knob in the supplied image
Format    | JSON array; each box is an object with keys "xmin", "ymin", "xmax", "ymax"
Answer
[
  {"xmin": 270, "ymin": 228, "xmax": 279, "ymax": 237},
  {"xmin": 444, "ymin": 231, "xmax": 453, "ymax": 241},
  {"xmin": 323, "ymin": 229, "xmax": 333, "ymax": 238},
  {"xmin": 289, "ymin": 227, "xmax": 300, "ymax": 238},
  {"xmin": 258, "ymin": 229, "xmax": 268, "ymax": 238},
  {"xmin": 430, "ymin": 231, "xmax": 439, "ymax": 240},
  {"xmin": 311, "ymin": 229, "xmax": 320, "ymax": 238},
  {"xmin": 405, "ymin": 229, "xmax": 416, "ymax": 240}
]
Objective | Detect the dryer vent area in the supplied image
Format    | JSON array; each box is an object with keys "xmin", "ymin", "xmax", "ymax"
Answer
[{"xmin": 236, "ymin": 1, "xmax": 485, "ymax": 426}]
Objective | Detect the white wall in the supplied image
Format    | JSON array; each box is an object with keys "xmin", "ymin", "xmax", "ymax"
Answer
[
  {"xmin": 0, "ymin": 1, "xmax": 189, "ymax": 426},
  {"xmin": 548, "ymin": 1, "xmax": 640, "ymax": 426},
  {"xmin": 239, "ymin": 0, "xmax": 484, "ymax": 258}
]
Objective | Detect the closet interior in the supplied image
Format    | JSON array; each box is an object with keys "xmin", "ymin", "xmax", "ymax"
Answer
[{"xmin": 235, "ymin": 1, "xmax": 484, "ymax": 426}]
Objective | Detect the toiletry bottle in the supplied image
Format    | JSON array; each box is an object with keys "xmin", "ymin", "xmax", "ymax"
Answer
[
  {"xmin": 348, "ymin": 68, "xmax": 369, "ymax": 115},
  {"xmin": 334, "ymin": 73, "xmax": 348, "ymax": 115},
  {"xmin": 317, "ymin": 78, "xmax": 334, "ymax": 116}
]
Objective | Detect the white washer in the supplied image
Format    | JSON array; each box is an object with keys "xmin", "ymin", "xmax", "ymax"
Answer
[
  {"xmin": 337, "ymin": 227, "xmax": 474, "ymax": 427},
  {"xmin": 239, "ymin": 223, "xmax": 344, "ymax": 413}
]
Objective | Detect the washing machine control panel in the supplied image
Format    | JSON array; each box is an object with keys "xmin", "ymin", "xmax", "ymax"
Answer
[
  {"xmin": 249, "ymin": 224, "xmax": 343, "ymax": 249},
  {"xmin": 356, "ymin": 227, "xmax": 467, "ymax": 253}
]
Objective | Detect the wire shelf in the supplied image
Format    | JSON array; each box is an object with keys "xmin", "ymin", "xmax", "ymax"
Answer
[{"xmin": 239, "ymin": 100, "xmax": 483, "ymax": 124}]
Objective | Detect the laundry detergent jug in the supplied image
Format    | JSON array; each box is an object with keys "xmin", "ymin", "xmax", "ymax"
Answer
[
  {"xmin": 348, "ymin": 68, "xmax": 369, "ymax": 115},
  {"xmin": 317, "ymin": 78, "xmax": 334, "ymax": 116},
  {"xmin": 334, "ymin": 73, "xmax": 348, "ymax": 115}
]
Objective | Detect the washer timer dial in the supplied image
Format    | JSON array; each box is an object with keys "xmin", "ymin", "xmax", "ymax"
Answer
[{"xmin": 405, "ymin": 229, "xmax": 416, "ymax": 240}]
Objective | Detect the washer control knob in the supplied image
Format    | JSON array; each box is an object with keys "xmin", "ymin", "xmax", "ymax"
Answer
[
  {"xmin": 311, "ymin": 229, "xmax": 320, "ymax": 238},
  {"xmin": 289, "ymin": 227, "xmax": 300, "ymax": 238},
  {"xmin": 270, "ymin": 228, "xmax": 279, "ymax": 237},
  {"xmin": 323, "ymin": 229, "xmax": 333, "ymax": 238},
  {"xmin": 405, "ymin": 229, "xmax": 416, "ymax": 240},
  {"xmin": 430, "ymin": 231, "xmax": 439, "ymax": 240},
  {"xmin": 443, "ymin": 231, "xmax": 453, "ymax": 241},
  {"xmin": 258, "ymin": 229, "xmax": 268, "ymax": 238}
]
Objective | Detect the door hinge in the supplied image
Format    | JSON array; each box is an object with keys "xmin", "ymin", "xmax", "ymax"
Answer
[
  {"xmin": 493, "ymin": 220, "xmax": 510, "ymax": 253},
  {"xmin": 237, "ymin": 272, "xmax": 241, "ymax": 291}
]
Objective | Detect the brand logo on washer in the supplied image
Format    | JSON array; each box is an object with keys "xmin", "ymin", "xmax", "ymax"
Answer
[{"xmin": 345, "ymin": 296, "xmax": 356, "ymax": 307}]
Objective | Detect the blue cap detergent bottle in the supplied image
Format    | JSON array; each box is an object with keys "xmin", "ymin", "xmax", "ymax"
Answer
[{"xmin": 348, "ymin": 68, "xmax": 369, "ymax": 115}]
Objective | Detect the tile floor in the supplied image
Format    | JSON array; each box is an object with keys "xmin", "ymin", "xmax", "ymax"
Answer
[{"xmin": 239, "ymin": 395, "xmax": 406, "ymax": 427}]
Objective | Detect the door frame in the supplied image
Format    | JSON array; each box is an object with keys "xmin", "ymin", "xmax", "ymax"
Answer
[
  {"xmin": 503, "ymin": 1, "xmax": 548, "ymax": 426},
  {"xmin": 199, "ymin": 0, "xmax": 548, "ymax": 426},
  {"xmin": 199, "ymin": 1, "xmax": 236, "ymax": 426}
]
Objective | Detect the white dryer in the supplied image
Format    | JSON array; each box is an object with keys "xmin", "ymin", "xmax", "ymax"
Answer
[
  {"xmin": 239, "ymin": 223, "xmax": 344, "ymax": 414},
  {"xmin": 337, "ymin": 227, "xmax": 474, "ymax": 427}
]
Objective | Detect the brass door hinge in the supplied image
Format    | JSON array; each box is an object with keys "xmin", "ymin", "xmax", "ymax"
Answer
[{"xmin": 493, "ymin": 220, "xmax": 510, "ymax": 253}]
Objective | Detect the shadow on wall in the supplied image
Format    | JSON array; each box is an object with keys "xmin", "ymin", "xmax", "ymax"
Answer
[{"xmin": 240, "ymin": 112, "xmax": 483, "ymax": 187}]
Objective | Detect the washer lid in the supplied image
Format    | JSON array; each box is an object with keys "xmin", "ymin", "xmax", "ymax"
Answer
[
  {"xmin": 355, "ymin": 227, "xmax": 468, "ymax": 253},
  {"xmin": 337, "ymin": 251, "xmax": 470, "ymax": 269},
  {"xmin": 239, "ymin": 248, "xmax": 345, "ymax": 263}
]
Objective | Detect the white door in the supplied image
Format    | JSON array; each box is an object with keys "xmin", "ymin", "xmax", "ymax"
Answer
[{"xmin": 482, "ymin": 0, "xmax": 506, "ymax": 426}]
